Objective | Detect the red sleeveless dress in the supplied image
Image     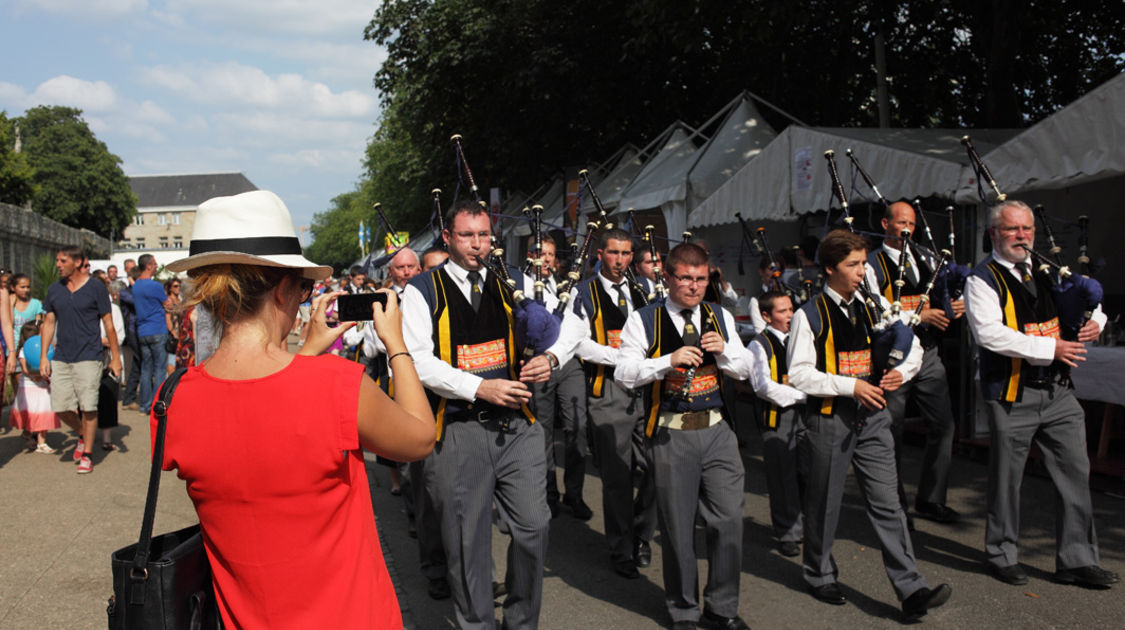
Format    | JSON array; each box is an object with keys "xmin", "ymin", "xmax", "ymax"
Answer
[{"xmin": 153, "ymin": 354, "xmax": 401, "ymax": 629}]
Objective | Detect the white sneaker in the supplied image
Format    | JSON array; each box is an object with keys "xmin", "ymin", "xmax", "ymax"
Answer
[
  {"xmin": 35, "ymin": 443, "xmax": 57, "ymax": 454},
  {"xmin": 77, "ymin": 456, "xmax": 93, "ymax": 474}
]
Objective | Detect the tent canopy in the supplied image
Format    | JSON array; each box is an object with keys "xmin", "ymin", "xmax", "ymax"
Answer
[
  {"xmin": 955, "ymin": 72, "xmax": 1125, "ymax": 202},
  {"xmin": 690, "ymin": 126, "xmax": 1017, "ymax": 227}
]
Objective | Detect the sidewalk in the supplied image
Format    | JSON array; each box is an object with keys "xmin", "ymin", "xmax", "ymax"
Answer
[{"xmin": 2, "ymin": 401, "xmax": 1124, "ymax": 629}]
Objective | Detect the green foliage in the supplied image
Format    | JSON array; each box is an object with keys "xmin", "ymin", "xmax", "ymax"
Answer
[
  {"xmin": 0, "ymin": 111, "xmax": 37, "ymax": 206},
  {"xmin": 351, "ymin": 0, "xmax": 1124, "ymax": 231},
  {"xmin": 304, "ymin": 189, "xmax": 375, "ymax": 272},
  {"xmin": 17, "ymin": 106, "xmax": 137, "ymax": 239},
  {"xmin": 31, "ymin": 252, "xmax": 59, "ymax": 301}
]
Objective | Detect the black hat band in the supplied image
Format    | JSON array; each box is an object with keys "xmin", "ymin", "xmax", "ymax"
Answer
[{"xmin": 189, "ymin": 236, "xmax": 303, "ymax": 257}]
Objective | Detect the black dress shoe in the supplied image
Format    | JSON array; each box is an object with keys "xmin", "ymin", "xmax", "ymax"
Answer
[
  {"xmin": 634, "ymin": 538, "xmax": 652, "ymax": 567},
  {"xmin": 989, "ymin": 563, "xmax": 1029, "ymax": 585},
  {"xmin": 563, "ymin": 495, "xmax": 593, "ymax": 520},
  {"xmin": 901, "ymin": 583, "xmax": 951, "ymax": 620},
  {"xmin": 612, "ymin": 555, "xmax": 640, "ymax": 579},
  {"xmin": 427, "ymin": 576, "xmax": 451, "ymax": 600},
  {"xmin": 699, "ymin": 609, "xmax": 751, "ymax": 629},
  {"xmin": 809, "ymin": 583, "xmax": 847, "ymax": 605},
  {"xmin": 671, "ymin": 622, "xmax": 697, "ymax": 630},
  {"xmin": 1054, "ymin": 565, "xmax": 1121, "ymax": 588},
  {"xmin": 915, "ymin": 501, "xmax": 960, "ymax": 524},
  {"xmin": 778, "ymin": 540, "xmax": 800, "ymax": 557}
]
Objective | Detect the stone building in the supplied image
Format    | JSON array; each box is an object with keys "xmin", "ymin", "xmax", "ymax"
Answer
[{"xmin": 118, "ymin": 172, "xmax": 257, "ymax": 266}]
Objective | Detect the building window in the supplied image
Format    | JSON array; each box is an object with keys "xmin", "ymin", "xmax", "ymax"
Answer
[
  {"xmin": 133, "ymin": 214, "xmax": 144, "ymax": 226},
  {"xmin": 173, "ymin": 238, "xmax": 183, "ymax": 248},
  {"xmin": 135, "ymin": 239, "xmax": 145, "ymax": 249},
  {"xmin": 159, "ymin": 237, "xmax": 169, "ymax": 249},
  {"xmin": 158, "ymin": 214, "xmax": 168, "ymax": 226},
  {"xmin": 172, "ymin": 212, "xmax": 182, "ymax": 225}
]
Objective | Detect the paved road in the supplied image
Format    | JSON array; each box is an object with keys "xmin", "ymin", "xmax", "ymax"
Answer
[{"xmin": 2, "ymin": 399, "xmax": 1123, "ymax": 629}]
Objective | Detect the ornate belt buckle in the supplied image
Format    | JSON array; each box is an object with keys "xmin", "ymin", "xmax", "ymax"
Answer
[{"xmin": 681, "ymin": 411, "xmax": 709, "ymax": 430}]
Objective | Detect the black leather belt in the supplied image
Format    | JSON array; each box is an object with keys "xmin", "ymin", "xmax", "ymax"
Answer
[{"xmin": 452, "ymin": 405, "xmax": 523, "ymax": 433}]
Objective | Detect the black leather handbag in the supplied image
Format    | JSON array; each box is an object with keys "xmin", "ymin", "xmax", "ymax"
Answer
[{"xmin": 108, "ymin": 368, "xmax": 223, "ymax": 629}]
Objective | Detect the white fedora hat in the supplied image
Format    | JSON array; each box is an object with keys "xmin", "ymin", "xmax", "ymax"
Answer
[{"xmin": 167, "ymin": 190, "xmax": 331, "ymax": 280}]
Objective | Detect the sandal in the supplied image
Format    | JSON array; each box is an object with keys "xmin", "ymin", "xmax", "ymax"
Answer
[{"xmin": 102, "ymin": 443, "xmax": 117, "ymax": 452}]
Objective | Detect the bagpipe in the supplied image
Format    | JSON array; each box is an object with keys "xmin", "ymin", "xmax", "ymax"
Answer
[
  {"xmin": 474, "ymin": 245, "xmax": 561, "ymax": 360},
  {"xmin": 644, "ymin": 224, "xmax": 669, "ymax": 301},
  {"xmin": 623, "ymin": 210, "xmax": 653, "ymax": 305},
  {"xmin": 449, "ymin": 133, "xmax": 561, "ymax": 358},
  {"xmin": 824, "ymin": 150, "xmax": 914, "ymax": 374},
  {"xmin": 733, "ymin": 212, "xmax": 802, "ymax": 304},
  {"xmin": 961, "ymin": 135, "xmax": 1103, "ymax": 341},
  {"xmin": 1019, "ymin": 243, "xmax": 1102, "ymax": 341},
  {"xmin": 846, "ymin": 149, "xmax": 972, "ymax": 321},
  {"xmin": 520, "ymin": 204, "xmax": 548, "ymax": 304}
]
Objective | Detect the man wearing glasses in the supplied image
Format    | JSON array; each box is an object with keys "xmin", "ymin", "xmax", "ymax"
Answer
[
  {"xmin": 616, "ymin": 242, "xmax": 753, "ymax": 630},
  {"xmin": 399, "ymin": 202, "xmax": 573, "ymax": 630},
  {"xmin": 964, "ymin": 200, "xmax": 1117, "ymax": 589}
]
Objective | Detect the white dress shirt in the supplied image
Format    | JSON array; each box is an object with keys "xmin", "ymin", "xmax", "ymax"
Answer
[
  {"xmin": 563, "ymin": 272, "xmax": 640, "ymax": 367},
  {"xmin": 400, "ymin": 261, "xmax": 576, "ymax": 402},
  {"xmin": 788, "ymin": 285, "xmax": 923, "ymax": 399},
  {"xmin": 615, "ymin": 297, "xmax": 752, "ymax": 389},
  {"xmin": 964, "ymin": 254, "xmax": 1105, "ymax": 365},
  {"xmin": 748, "ymin": 293, "xmax": 768, "ymax": 335},
  {"xmin": 747, "ymin": 327, "xmax": 807, "ymax": 408}
]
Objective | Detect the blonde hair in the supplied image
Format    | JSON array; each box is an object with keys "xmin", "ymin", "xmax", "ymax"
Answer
[{"xmin": 182, "ymin": 264, "xmax": 301, "ymax": 326}]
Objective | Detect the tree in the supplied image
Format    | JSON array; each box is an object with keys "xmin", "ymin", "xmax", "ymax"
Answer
[
  {"xmin": 352, "ymin": 0, "xmax": 1124, "ymax": 241},
  {"xmin": 17, "ymin": 106, "xmax": 136, "ymax": 239},
  {"xmin": 0, "ymin": 111, "xmax": 36, "ymax": 207},
  {"xmin": 304, "ymin": 189, "xmax": 374, "ymax": 272}
]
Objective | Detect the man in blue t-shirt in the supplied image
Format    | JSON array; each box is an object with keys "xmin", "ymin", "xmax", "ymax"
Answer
[
  {"xmin": 132, "ymin": 254, "xmax": 173, "ymax": 414},
  {"xmin": 40, "ymin": 246, "xmax": 123, "ymax": 474}
]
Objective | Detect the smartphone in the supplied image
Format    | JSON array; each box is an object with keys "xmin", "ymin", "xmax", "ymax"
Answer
[{"xmin": 337, "ymin": 292, "xmax": 389, "ymax": 322}]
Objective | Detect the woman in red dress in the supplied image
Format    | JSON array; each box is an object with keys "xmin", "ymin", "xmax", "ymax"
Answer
[{"xmin": 156, "ymin": 190, "xmax": 435, "ymax": 628}]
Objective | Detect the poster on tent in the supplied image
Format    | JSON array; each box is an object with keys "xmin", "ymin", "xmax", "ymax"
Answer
[{"xmin": 795, "ymin": 146, "xmax": 813, "ymax": 191}]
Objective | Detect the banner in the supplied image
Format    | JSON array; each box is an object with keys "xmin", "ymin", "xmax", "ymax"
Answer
[{"xmin": 385, "ymin": 231, "xmax": 409, "ymax": 254}]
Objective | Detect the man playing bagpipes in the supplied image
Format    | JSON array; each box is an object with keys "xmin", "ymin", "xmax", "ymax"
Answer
[
  {"xmin": 964, "ymin": 200, "xmax": 1119, "ymax": 589},
  {"xmin": 615, "ymin": 242, "xmax": 753, "ymax": 630},
  {"xmin": 866, "ymin": 201, "xmax": 961, "ymax": 527}
]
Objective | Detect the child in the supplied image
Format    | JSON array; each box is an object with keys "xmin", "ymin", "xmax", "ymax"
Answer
[
  {"xmin": 9, "ymin": 322, "xmax": 60, "ymax": 453},
  {"xmin": 747, "ymin": 290, "xmax": 808, "ymax": 558},
  {"xmin": 787, "ymin": 229, "xmax": 950, "ymax": 620}
]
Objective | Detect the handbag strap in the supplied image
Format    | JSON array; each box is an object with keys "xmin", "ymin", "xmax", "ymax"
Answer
[{"xmin": 130, "ymin": 367, "xmax": 189, "ymax": 578}]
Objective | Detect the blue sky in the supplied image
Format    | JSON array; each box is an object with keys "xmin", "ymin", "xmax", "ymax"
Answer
[{"xmin": 0, "ymin": 0, "xmax": 387, "ymax": 243}]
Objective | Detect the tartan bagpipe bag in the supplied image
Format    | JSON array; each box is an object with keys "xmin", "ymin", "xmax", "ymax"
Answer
[{"xmin": 107, "ymin": 368, "xmax": 222, "ymax": 629}]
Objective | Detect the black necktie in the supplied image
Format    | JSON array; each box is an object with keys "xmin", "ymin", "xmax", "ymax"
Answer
[
  {"xmin": 1014, "ymin": 262, "xmax": 1037, "ymax": 298},
  {"xmin": 904, "ymin": 256, "xmax": 918, "ymax": 285},
  {"xmin": 844, "ymin": 299, "xmax": 860, "ymax": 326},
  {"xmin": 681, "ymin": 309, "xmax": 700, "ymax": 347},
  {"xmin": 613, "ymin": 282, "xmax": 628, "ymax": 310},
  {"xmin": 467, "ymin": 271, "xmax": 482, "ymax": 312}
]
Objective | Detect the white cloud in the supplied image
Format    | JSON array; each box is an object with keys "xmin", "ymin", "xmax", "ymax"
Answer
[
  {"xmin": 268, "ymin": 148, "xmax": 362, "ymax": 171},
  {"xmin": 164, "ymin": 0, "xmax": 374, "ymax": 36},
  {"xmin": 10, "ymin": 0, "xmax": 147, "ymax": 18},
  {"xmin": 33, "ymin": 75, "xmax": 119, "ymax": 111},
  {"xmin": 211, "ymin": 111, "xmax": 371, "ymax": 148},
  {"xmin": 139, "ymin": 62, "xmax": 376, "ymax": 117}
]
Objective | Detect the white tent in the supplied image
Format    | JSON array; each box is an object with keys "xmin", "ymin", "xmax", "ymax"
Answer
[
  {"xmin": 688, "ymin": 95, "xmax": 779, "ymax": 208},
  {"xmin": 954, "ymin": 72, "xmax": 1125, "ymax": 202},
  {"xmin": 690, "ymin": 126, "xmax": 1016, "ymax": 228},
  {"xmin": 612, "ymin": 122, "xmax": 703, "ymax": 236}
]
